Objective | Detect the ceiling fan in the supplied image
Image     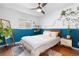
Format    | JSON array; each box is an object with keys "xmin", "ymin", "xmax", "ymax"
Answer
[{"xmin": 30, "ymin": 3, "xmax": 47, "ymax": 14}]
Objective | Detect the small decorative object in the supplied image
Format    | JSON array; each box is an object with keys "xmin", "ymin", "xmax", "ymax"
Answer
[
  {"xmin": 33, "ymin": 21, "xmax": 40, "ymax": 32},
  {"xmin": 67, "ymin": 35, "xmax": 70, "ymax": 39},
  {"xmin": 34, "ymin": 25, "xmax": 40, "ymax": 32}
]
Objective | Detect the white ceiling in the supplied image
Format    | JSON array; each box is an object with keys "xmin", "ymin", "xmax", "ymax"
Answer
[{"xmin": 0, "ymin": 3, "xmax": 73, "ymax": 17}]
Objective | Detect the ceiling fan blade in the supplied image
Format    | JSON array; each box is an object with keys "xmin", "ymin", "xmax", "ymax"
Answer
[
  {"xmin": 42, "ymin": 3, "xmax": 47, "ymax": 7},
  {"xmin": 41, "ymin": 10, "xmax": 45, "ymax": 14},
  {"xmin": 30, "ymin": 6, "xmax": 41, "ymax": 10},
  {"xmin": 30, "ymin": 8, "xmax": 38, "ymax": 10}
]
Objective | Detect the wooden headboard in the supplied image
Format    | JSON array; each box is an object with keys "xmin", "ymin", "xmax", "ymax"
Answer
[
  {"xmin": 44, "ymin": 29, "xmax": 60, "ymax": 36},
  {"xmin": 44, "ymin": 29, "xmax": 60, "ymax": 33}
]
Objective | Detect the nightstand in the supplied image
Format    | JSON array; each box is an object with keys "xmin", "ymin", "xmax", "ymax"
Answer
[{"xmin": 61, "ymin": 38, "xmax": 72, "ymax": 47}]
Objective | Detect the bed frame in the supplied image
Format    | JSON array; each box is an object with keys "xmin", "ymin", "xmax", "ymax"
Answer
[
  {"xmin": 21, "ymin": 29, "xmax": 61, "ymax": 56},
  {"xmin": 44, "ymin": 29, "xmax": 60, "ymax": 37}
]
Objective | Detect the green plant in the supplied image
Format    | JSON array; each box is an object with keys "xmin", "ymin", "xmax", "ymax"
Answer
[
  {"xmin": 0, "ymin": 35, "xmax": 2, "ymax": 43},
  {"xmin": 67, "ymin": 29, "xmax": 71, "ymax": 35},
  {"xmin": 0, "ymin": 19, "xmax": 13, "ymax": 46},
  {"xmin": 61, "ymin": 11, "xmax": 66, "ymax": 16},
  {"xmin": 0, "ymin": 20, "xmax": 3, "ymax": 43},
  {"xmin": 0, "ymin": 20, "xmax": 3, "ymax": 34},
  {"xmin": 67, "ymin": 23, "xmax": 71, "ymax": 35},
  {"xmin": 3, "ymin": 27, "xmax": 12, "ymax": 38}
]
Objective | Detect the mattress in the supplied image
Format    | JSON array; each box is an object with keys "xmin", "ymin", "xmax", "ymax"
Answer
[
  {"xmin": 21, "ymin": 35, "xmax": 56, "ymax": 49},
  {"xmin": 20, "ymin": 35, "xmax": 60, "ymax": 56}
]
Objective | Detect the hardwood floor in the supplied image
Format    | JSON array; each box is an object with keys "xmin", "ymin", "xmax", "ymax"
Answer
[
  {"xmin": 52, "ymin": 45, "xmax": 79, "ymax": 56},
  {"xmin": 0, "ymin": 45, "xmax": 79, "ymax": 56},
  {"xmin": 40, "ymin": 45, "xmax": 79, "ymax": 56},
  {"xmin": 0, "ymin": 46, "xmax": 12, "ymax": 56}
]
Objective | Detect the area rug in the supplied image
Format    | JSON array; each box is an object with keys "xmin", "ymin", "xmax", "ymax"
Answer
[
  {"xmin": 47, "ymin": 49, "xmax": 63, "ymax": 56},
  {"xmin": 11, "ymin": 45, "xmax": 63, "ymax": 56},
  {"xmin": 11, "ymin": 46, "xmax": 31, "ymax": 56}
]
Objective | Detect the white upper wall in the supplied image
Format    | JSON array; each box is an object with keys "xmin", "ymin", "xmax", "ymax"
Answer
[
  {"xmin": 40, "ymin": 3, "xmax": 79, "ymax": 29},
  {"xmin": 0, "ymin": 6, "xmax": 40, "ymax": 29},
  {"xmin": 1, "ymin": 3, "xmax": 79, "ymax": 29}
]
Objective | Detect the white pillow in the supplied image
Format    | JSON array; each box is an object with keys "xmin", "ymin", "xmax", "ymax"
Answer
[
  {"xmin": 43, "ymin": 31, "xmax": 51, "ymax": 36},
  {"xmin": 50, "ymin": 32, "xmax": 59, "ymax": 37}
]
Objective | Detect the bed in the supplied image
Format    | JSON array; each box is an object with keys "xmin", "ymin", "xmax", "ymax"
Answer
[{"xmin": 20, "ymin": 30, "xmax": 60, "ymax": 56}]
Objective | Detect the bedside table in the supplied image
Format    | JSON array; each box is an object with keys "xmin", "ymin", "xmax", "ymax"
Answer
[{"xmin": 61, "ymin": 38, "xmax": 72, "ymax": 47}]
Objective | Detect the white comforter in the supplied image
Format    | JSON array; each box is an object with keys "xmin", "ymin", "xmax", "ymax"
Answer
[
  {"xmin": 21, "ymin": 35, "xmax": 56, "ymax": 49},
  {"xmin": 20, "ymin": 35, "xmax": 60, "ymax": 56}
]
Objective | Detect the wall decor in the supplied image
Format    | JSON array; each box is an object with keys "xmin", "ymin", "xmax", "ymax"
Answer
[
  {"xmin": 60, "ymin": 7, "xmax": 79, "ymax": 28},
  {"xmin": 59, "ymin": 7, "xmax": 79, "ymax": 38},
  {"xmin": 19, "ymin": 20, "xmax": 33, "ymax": 29}
]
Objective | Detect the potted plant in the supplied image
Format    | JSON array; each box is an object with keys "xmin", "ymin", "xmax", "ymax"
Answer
[
  {"xmin": 67, "ymin": 23, "xmax": 71, "ymax": 39},
  {"xmin": 0, "ymin": 20, "xmax": 3, "ymax": 43},
  {"xmin": 3, "ymin": 27, "xmax": 12, "ymax": 45}
]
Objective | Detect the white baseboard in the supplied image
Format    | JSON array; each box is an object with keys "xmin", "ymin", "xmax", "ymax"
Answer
[
  {"xmin": 15, "ymin": 42, "xmax": 20, "ymax": 44},
  {"xmin": 71, "ymin": 47, "xmax": 79, "ymax": 51}
]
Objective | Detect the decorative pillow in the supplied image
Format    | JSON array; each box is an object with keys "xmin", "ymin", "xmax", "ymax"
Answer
[
  {"xmin": 43, "ymin": 31, "xmax": 51, "ymax": 36},
  {"xmin": 50, "ymin": 32, "xmax": 59, "ymax": 37}
]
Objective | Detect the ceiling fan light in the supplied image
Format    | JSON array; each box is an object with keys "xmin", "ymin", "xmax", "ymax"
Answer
[{"xmin": 36, "ymin": 8, "xmax": 41, "ymax": 12}]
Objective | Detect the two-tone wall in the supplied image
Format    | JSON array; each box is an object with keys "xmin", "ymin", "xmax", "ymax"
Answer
[
  {"xmin": 40, "ymin": 4, "xmax": 79, "ymax": 48},
  {"xmin": 0, "ymin": 5, "xmax": 40, "ymax": 45}
]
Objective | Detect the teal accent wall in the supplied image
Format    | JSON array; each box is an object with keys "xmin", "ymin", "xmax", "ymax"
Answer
[
  {"xmin": 1, "ymin": 28, "xmax": 79, "ymax": 48},
  {"xmin": 12, "ymin": 29, "xmax": 41, "ymax": 42},
  {"xmin": 0, "ymin": 29, "xmax": 41, "ymax": 46}
]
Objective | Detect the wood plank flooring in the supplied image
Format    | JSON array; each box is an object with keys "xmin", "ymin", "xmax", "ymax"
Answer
[
  {"xmin": 0, "ymin": 46, "xmax": 12, "ymax": 56},
  {"xmin": 0, "ymin": 45, "xmax": 79, "ymax": 56},
  {"xmin": 40, "ymin": 45, "xmax": 79, "ymax": 56}
]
